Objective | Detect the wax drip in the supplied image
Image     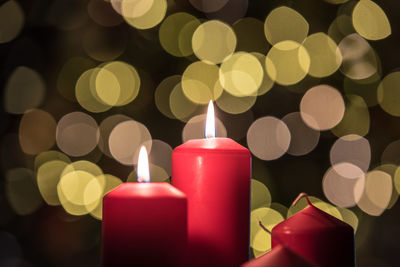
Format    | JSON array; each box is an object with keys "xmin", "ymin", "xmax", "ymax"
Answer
[{"xmin": 292, "ymin": 192, "xmax": 313, "ymax": 207}]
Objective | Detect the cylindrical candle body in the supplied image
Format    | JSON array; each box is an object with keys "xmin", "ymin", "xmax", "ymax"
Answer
[
  {"xmin": 172, "ymin": 138, "xmax": 251, "ymax": 267},
  {"xmin": 241, "ymin": 245, "xmax": 316, "ymax": 267},
  {"xmin": 102, "ymin": 183, "xmax": 187, "ymax": 267},
  {"xmin": 271, "ymin": 205, "xmax": 355, "ymax": 267}
]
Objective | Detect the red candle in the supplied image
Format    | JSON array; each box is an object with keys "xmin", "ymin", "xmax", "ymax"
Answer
[
  {"xmin": 241, "ymin": 244, "xmax": 317, "ymax": 267},
  {"xmin": 171, "ymin": 101, "xmax": 251, "ymax": 267},
  {"xmin": 271, "ymin": 193, "xmax": 355, "ymax": 267},
  {"xmin": 102, "ymin": 147, "xmax": 187, "ymax": 267}
]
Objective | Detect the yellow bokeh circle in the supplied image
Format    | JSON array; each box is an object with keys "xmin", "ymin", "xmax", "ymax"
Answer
[
  {"xmin": 219, "ymin": 52, "xmax": 264, "ymax": 97},
  {"xmin": 265, "ymin": 41, "xmax": 310, "ymax": 86},
  {"xmin": 192, "ymin": 20, "xmax": 237, "ymax": 64},
  {"xmin": 182, "ymin": 61, "xmax": 223, "ymax": 104}
]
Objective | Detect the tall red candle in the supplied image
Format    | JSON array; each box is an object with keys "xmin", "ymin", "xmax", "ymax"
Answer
[
  {"xmin": 171, "ymin": 102, "xmax": 251, "ymax": 267},
  {"xmin": 102, "ymin": 147, "xmax": 187, "ymax": 267},
  {"xmin": 241, "ymin": 244, "xmax": 317, "ymax": 267},
  {"xmin": 271, "ymin": 193, "xmax": 355, "ymax": 267}
]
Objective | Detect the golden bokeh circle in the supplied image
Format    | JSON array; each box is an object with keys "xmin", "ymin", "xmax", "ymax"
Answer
[
  {"xmin": 159, "ymin": 12, "xmax": 201, "ymax": 57},
  {"xmin": 192, "ymin": 20, "xmax": 237, "ymax": 64},
  {"xmin": 122, "ymin": 0, "xmax": 167, "ymax": 30},
  {"xmin": 302, "ymin": 32, "xmax": 342, "ymax": 78},
  {"xmin": 264, "ymin": 6, "xmax": 309, "ymax": 45},
  {"xmin": 377, "ymin": 72, "xmax": 400, "ymax": 117},
  {"xmin": 265, "ymin": 41, "xmax": 310, "ymax": 86},
  {"xmin": 219, "ymin": 52, "xmax": 264, "ymax": 97},
  {"xmin": 182, "ymin": 61, "xmax": 223, "ymax": 104},
  {"xmin": 352, "ymin": 0, "xmax": 391, "ymax": 41}
]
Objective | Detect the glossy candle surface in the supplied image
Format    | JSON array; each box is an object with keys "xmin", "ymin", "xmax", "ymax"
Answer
[
  {"xmin": 172, "ymin": 137, "xmax": 251, "ymax": 267},
  {"xmin": 241, "ymin": 245, "xmax": 316, "ymax": 267},
  {"xmin": 102, "ymin": 183, "xmax": 187, "ymax": 267},
  {"xmin": 271, "ymin": 201, "xmax": 355, "ymax": 267}
]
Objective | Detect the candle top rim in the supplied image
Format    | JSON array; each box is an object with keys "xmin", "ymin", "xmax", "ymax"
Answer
[
  {"xmin": 104, "ymin": 182, "xmax": 187, "ymax": 199},
  {"xmin": 272, "ymin": 205, "xmax": 353, "ymax": 233},
  {"xmin": 174, "ymin": 137, "xmax": 250, "ymax": 154},
  {"xmin": 242, "ymin": 244, "xmax": 317, "ymax": 267}
]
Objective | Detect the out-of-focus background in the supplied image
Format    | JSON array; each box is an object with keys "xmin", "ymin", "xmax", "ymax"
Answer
[{"xmin": 0, "ymin": 0, "xmax": 399, "ymax": 266}]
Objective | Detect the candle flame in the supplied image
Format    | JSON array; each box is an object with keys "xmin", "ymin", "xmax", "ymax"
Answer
[
  {"xmin": 137, "ymin": 146, "xmax": 150, "ymax": 183},
  {"xmin": 205, "ymin": 100, "xmax": 216, "ymax": 138}
]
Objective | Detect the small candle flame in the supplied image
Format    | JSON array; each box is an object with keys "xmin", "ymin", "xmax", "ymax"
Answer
[
  {"xmin": 205, "ymin": 100, "xmax": 216, "ymax": 138},
  {"xmin": 137, "ymin": 146, "xmax": 150, "ymax": 183}
]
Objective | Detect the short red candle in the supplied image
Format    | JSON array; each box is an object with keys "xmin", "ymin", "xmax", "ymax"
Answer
[
  {"xmin": 241, "ymin": 245, "xmax": 317, "ymax": 267},
  {"xmin": 102, "ymin": 147, "xmax": 187, "ymax": 267},
  {"xmin": 172, "ymin": 137, "xmax": 251, "ymax": 267},
  {"xmin": 271, "ymin": 194, "xmax": 355, "ymax": 267}
]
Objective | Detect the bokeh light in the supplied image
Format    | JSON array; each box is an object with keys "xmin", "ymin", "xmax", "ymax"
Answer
[
  {"xmin": 6, "ymin": 168, "xmax": 43, "ymax": 215},
  {"xmin": 323, "ymin": 163, "xmax": 365, "ymax": 207},
  {"xmin": 4, "ymin": 67, "xmax": 45, "ymax": 114},
  {"xmin": 90, "ymin": 174, "xmax": 122, "ymax": 219},
  {"xmin": 215, "ymin": 89, "xmax": 257, "ymax": 115},
  {"xmin": 159, "ymin": 12, "xmax": 200, "ymax": 57},
  {"xmin": 352, "ymin": 0, "xmax": 391, "ymax": 41},
  {"xmin": 122, "ymin": 0, "xmax": 167, "ymax": 30},
  {"xmin": 330, "ymin": 134, "xmax": 371, "ymax": 172},
  {"xmin": 251, "ymin": 179, "xmax": 271, "ymax": 211},
  {"xmin": 250, "ymin": 207, "xmax": 284, "ymax": 256},
  {"xmin": 377, "ymin": 71, "xmax": 400, "ymax": 117},
  {"xmin": 282, "ymin": 112, "xmax": 320, "ymax": 156},
  {"xmin": 265, "ymin": 41, "xmax": 310, "ymax": 85},
  {"xmin": 332, "ymin": 94, "xmax": 370, "ymax": 137},
  {"xmin": 37, "ymin": 160, "xmax": 69, "ymax": 206},
  {"xmin": 169, "ymin": 82, "xmax": 199, "ymax": 122},
  {"xmin": 339, "ymin": 33, "xmax": 378, "ymax": 80},
  {"xmin": 56, "ymin": 112, "xmax": 100, "ymax": 157},
  {"xmin": 0, "ymin": 0, "xmax": 24, "ymax": 44},
  {"xmin": 357, "ymin": 170, "xmax": 392, "ymax": 216},
  {"xmin": 300, "ymin": 85, "xmax": 345, "ymax": 131},
  {"xmin": 192, "ymin": 20, "xmax": 236, "ymax": 64},
  {"xmin": 75, "ymin": 68, "xmax": 113, "ymax": 113},
  {"xmin": 264, "ymin": 6, "xmax": 309, "ymax": 45},
  {"xmin": 155, "ymin": 75, "xmax": 181, "ymax": 119},
  {"xmin": 247, "ymin": 116, "xmax": 291, "ymax": 161},
  {"xmin": 108, "ymin": 120, "xmax": 151, "ymax": 165},
  {"xmin": 182, "ymin": 61, "xmax": 223, "ymax": 104},
  {"xmin": 19, "ymin": 109, "xmax": 56, "ymax": 155},
  {"xmin": 98, "ymin": 114, "xmax": 132, "ymax": 158},
  {"xmin": 302, "ymin": 32, "xmax": 342, "ymax": 78},
  {"xmin": 219, "ymin": 52, "xmax": 264, "ymax": 97}
]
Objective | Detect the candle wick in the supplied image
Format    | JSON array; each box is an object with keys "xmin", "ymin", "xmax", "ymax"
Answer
[
  {"xmin": 259, "ymin": 221, "xmax": 271, "ymax": 234},
  {"xmin": 292, "ymin": 192, "xmax": 313, "ymax": 207}
]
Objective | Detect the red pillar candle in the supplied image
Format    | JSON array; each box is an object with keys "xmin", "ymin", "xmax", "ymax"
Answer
[
  {"xmin": 102, "ymin": 147, "xmax": 187, "ymax": 267},
  {"xmin": 241, "ymin": 244, "xmax": 317, "ymax": 267},
  {"xmin": 171, "ymin": 102, "xmax": 251, "ymax": 267},
  {"xmin": 271, "ymin": 193, "xmax": 355, "ymax": 267}
]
